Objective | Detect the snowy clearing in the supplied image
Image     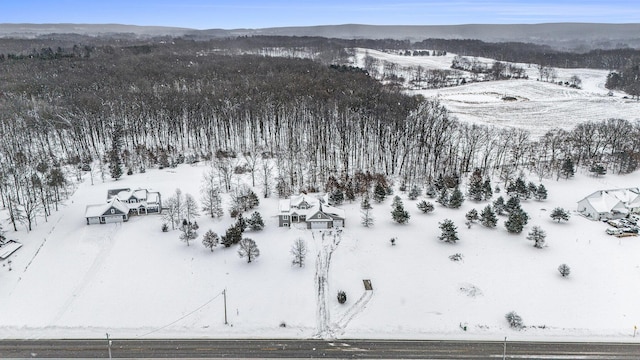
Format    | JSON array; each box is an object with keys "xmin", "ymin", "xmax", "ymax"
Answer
[{"xmin": 1, "ymin": 162, "xmax": 639, "ymax": 342}]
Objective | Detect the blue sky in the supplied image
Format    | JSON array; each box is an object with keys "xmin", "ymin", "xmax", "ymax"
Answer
[{"xmin": 1, "ymin": 1, "xmax": 638, "ymax": 29}]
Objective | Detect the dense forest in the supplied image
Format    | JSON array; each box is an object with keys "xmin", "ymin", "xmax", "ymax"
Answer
[{"xmin": 0, "ymin": 36, "xmax": 639, "ymax": 233}]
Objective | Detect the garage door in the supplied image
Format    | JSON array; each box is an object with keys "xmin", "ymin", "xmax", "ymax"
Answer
[
  {"xmin": 104, "ymin": 215, "xmax": 124, "ymax": 224},
  {"xmin": 333, "ymin": 220, "xmax": 344, "ymax": 227},
  {"xmin": 310, "ymin": 221, "xmax": 329, "ymax": 229}
]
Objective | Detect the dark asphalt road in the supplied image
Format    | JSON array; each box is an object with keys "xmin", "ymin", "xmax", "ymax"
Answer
[{"xmin": 1, "ymin": 338, "xmax": 639, "ymax": 359}]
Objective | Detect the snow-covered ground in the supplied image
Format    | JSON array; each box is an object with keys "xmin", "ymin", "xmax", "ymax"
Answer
[
  {"xmin": 1, "ymin": 162, "xmax": 640, "ymax": 342},
  {"xmin": 1, "ymin": 48, "xmax": 640, "ymax": 341},
  {"xmin": 354, "ymin": 48, "xmax": 640, "ymax": 138}
]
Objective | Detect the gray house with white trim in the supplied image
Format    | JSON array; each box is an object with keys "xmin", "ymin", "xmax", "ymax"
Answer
[{"xmin": 278, "ymin": 194, "xmax": 345, "ymax": 229}]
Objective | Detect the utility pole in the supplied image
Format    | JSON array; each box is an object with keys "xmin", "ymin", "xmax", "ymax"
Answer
[
  {"xmin": 223, "ymin": 289, "xmax": 228, "ymax": 325},
  {"xmin": 106, "ymin": 333, "xmax": 112, "ymax": 360},
  {"xmin": 502, "ymin": 336, "xmax": 507, "ymax": 360}
]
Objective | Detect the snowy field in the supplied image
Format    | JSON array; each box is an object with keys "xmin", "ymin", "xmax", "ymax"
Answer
[
  {"xmin": 1, "ymin": 48, "xmax": 640, "ymax": 341},
  {"xmin": 1, "ymin": 162, "xmax": 640, "ymax": 341},
  {"xmin": 354, "ymin": 48, "xmax": 640, "ymax": 138}
]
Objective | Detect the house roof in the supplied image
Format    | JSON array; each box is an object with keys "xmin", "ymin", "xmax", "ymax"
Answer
[
  {"xmin": 85, "ymin": 197, "xmax": 129, "ymax": 218},
  {"xmin": 579, "ymin": 188, "xmax": 640, "ymax": 213},
  {"xmin": 306, "ymin": 203, "xmax": 345, "ymax": 221},
  {"xmin": 0, "ymin": 240, "xmax": 22, "ymax": 260}
]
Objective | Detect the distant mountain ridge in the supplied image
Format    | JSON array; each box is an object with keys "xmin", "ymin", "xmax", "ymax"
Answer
[{"xmin": 1, "ymin": 23, "xmax": 639, "ymax": 50}]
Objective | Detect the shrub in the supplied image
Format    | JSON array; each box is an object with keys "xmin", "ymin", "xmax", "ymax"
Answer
[
  {"xmin": 337, "ymin": 290, "xmax": 347, "ymax": 304},
  {"xmin": 505, "ymin": 311, "xmax": 524, "ymax": 329},
  {"xmin": 161, "ymin": 223, "xmax": 169, "ymax": 232},
  {"xmin": 558, "ymin": 264, "xmax": 571, "ymax": 277}
]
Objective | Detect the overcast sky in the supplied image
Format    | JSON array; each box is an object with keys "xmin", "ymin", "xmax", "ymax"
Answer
[{"xmin": 2, "ymin": 0, "xmax": 638, "ymax": 29}]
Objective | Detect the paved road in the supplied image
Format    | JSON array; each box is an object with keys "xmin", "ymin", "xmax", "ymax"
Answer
[{"xmin": 1, "ymin": 338, "xmax": 639, "ymax": 359}]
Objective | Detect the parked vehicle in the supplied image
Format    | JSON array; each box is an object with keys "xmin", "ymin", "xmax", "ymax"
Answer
[
  {"xmin": 629, "ymin": 214, "xmax": 640, "ymax": 224},
  {"xmin": 606, "ymin": 228, "xmax": 623, "ymax": 235},
  {"xmin": 607, "ymin": 219, "xmax": 624, "ymax": 228}
]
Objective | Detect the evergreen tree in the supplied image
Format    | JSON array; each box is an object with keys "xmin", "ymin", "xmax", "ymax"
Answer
[
  {"xmin": 434, "ymin": 174, "xmax": 445, "ymax": 191},
  {"xmin": 202, "ymin": 230, "xmax": 219, "ymax": 252},
  {"xmin": 534, "ymin": 184, "xmax": 548, "ymax": 201},
  {"xmin": 527, "ymin": 182, "xmax": 538, "ymax": 199},
  {"xmin": 408, "ymin": 185, "xmax": 421, "ymax": 200},
  {"xmin": 391, "ymin": 197, "xmax": 410, "ymax": 224},
  {"xmin": 108, "ymin": 121, "xmax": 124, "ymax": 180},
  {"xmin": 493, "ymin": 196, "xmax": 506, "ymax": 215},
  {"xmin": 482, "ymin": 179, "xmax": 493, "ymax": 200},
  {"xmin": 361, "ymin": 196, "xmax": 374, "ymax": 227},
  {"xmin": 238, "ymin": 238, "xmax": 260, "ymax": 263},
  {"xmin": 448, "ymin": 187, "xmax": 465, "ymax": 209},
  {"xmin": 465, "ymin": 208, "xmax": 479, "ymax": 222},
  {"xmin": 247, "ymin": 211, "xmax": 265, "ymax": 231},
  {"xmin": 550, "ymin": 207, "xmax": 570, "ymax": 223},
  {"xmin": 505, "ymin": 209, "xmax": 529, "ymax": 234},
  {"xmin": 425, "ymin": 183, "xmax": 437, "ymax": 198},
  {"xmin": 560, "ymin": 158, "xmax": 575, "ymax": 179},
  {"xmin": 558, "ymin": 264, "xmax": 571, "ymax": 277},
  {"xmin": 438, "ymin": 219, "xmax": 459, "ymax": 243},
  {"xmin": 391, "ymin": 195, "xmax": 402, "ymax": 208},
  {"xmin": 505, "ymin": 196, "xmax": 521, "ymax": 214},
  {"xmin": 480, "ymin": 205, "xmax": 498, "ymax": 228},
  {"xmin": 507, "ymin": 177, "xmax": 528, "ymax": 199},
  {"xmin": 344, "ymin": 180, "xmax": 356, "ymax": 202},
  {"xmin": 467, "ymin": 168, "xmax": 484, "ymax": 201},
  {"xmin": 527, "ymin": 226, "xmax": 546, "ymax": 248},
  {"xmin": 417, "ymin": 200, "xmax": 434, "ymax": 214},
  {"xmin": 436, "ymin": 188, "xmax": 449, "ymax": 207},
  {"xmin": 290, "ymin": 238, "xmax": 307, "ymax": 267},
  {"xmin": 235, "ymin": 213, "xmax": 248, "ymax": 231},
  {"xmin": 247, "ymin": 190, "xmax": 260, "ymax": 209},
  {"xmin": 373, "ymin": 182, "xmax": 387, "ymax": 203},
  {"xmin": 589, "ymin": 163, "xmax": 607, "ymax": 177},
  {"xmin": 330, "ymin": 188, "xmax": 344, "ymax": 205},
  {"xmin": 221, "ymin": 224, "xmax": 243, "ymax": 247}
]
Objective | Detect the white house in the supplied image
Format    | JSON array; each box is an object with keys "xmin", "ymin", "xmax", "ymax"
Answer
[
  {"xmin": 577, "ymin": 188, "xmax": 640, "ymax": 221},
  {"xmin": 278, "ymin": 194, "xmax": 345, "ymax": 229},
  {"xmin": 85, "ymin": 197, "xmax": 130, "ymax": 224},
  {"xmin": 107, "ymin": 188, "xmax": 162, "ymax": 214}
]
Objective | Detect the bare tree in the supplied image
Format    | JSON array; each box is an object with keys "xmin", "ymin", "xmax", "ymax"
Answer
[
  {"xmin": 238, "ymin": 238, "xmax": 260, "ymax": 263},
  {"xmin": 290, "ymin": 238, "xmax": 307, "ymax": 267}
]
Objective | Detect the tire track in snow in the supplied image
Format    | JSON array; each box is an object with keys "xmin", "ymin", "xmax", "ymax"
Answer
[
  {"xmin": 334, "ymin": 290, "xmax": 373, "ymax": 332},
  {"xmin": 313, "ymin": 230, "xmax": 341, "ymax": 339},
  {"xmin": 50, "ymin": 223, "xmax": 120, "ymax": 325}
]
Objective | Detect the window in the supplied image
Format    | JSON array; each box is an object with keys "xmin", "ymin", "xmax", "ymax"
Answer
[
  {"xmin": 110, "ymin": 208, "xmax": 115, "ymax": 214},
  {"xmin": 282, "ymin": 215, "xmax": 289, "ymax": 220},
  {"xmin": 283, "ymin": 223, "xmax": 289, "ymax": 227}
]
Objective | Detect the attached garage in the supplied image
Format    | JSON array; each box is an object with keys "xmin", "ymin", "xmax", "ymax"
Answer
[
  {"xmin": 309, "ymin": 221, "xmax": 330, "ymax": 229},
  {"xmin": 85, "ymin": 198, "xmax": 129, "ymax": 225}
]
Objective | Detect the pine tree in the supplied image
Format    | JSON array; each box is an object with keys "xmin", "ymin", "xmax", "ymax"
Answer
[
  {"xmin": 290, "ymin": 238, "xmax": 307, "ymax": 268},
  {"xmin": 467, "ymin": 168, "xmax": 484, "ymax": 202},
  {"xmin": 493, "ymin": 196, "xmax": 506, "ymax": 215},
  {"xmin": 373, "ymin": 182, "xmax": 387, "ymax": 203},
  {"xmin": 560, "ymin": 158, "xmax": 575, "ymax": 179},
  {"xmin": 221, "ymin": 224, "xmax": 243, "ymax": 247},
  {"xmin": 436, "ymin": 188, "xmax": 449, "ymax": 207},
  {"xmin": 247, "ymin": 211, "xmax": 265, "ymax": 231},
  {"xmin": 391, "ymin": 197, "xmax": 410, "ymax": 224},
  {"xmin": 439, "ymin": 219, "xmax": 459, "ymax": 243},
  {"xmin": 246, "ymin": 190, "xmax": 260, "ymax": 209},
  {"xmin": 448, "ymin": 187, "xmax": 465, "ymax": 209},
  {"xmin": 408, "ymin": 185, "xmax": 421, "ymax": 200},
  {"xmin": 558, "ymin": 264, "xmax": 571, "ymax": 277},
  {"xmin": 425, "ymin": 183, "xmax": 437, "ymax": 198},
  {"xmin": 361, "ymin": 196, "xmax": 374, "ymax": 227},
  {"xmin": 235, "ymin": 213, "xmax": 247, "ymax": 231},
  {"xmin": 202, "ymin": 230, "xmax": 219, "ymax": 252},
  {"xmin": 534, "ymin": 184, "xmax": 548, "ymax": 201},
  {"xmin": 482, "ymin": 179, "xmax": 493, "ymax": 200},
  {"xmin": 330, "ymin": 188, "xmax": 344, "ymax": 205},
  {"xmin": 527, "ymin": 226, "xmax": 546, "ymax": 248},
  {"xmin": 589, "ymin": 163, "xmax": 607, "ymax": 177},
  {"xmin": 507, "ymin": 177, "xmax": 528, "ymax": 199},
  {"xmin": 480, "ymin": 205, "xmax": 498, "ymax": 228},
  {"xmin": 505, "ymin": 196, "xmax": 521, "ymax": 214},
  {"xmin": 550, "ymin": 207, "xmax": 570, "ymax": 223},
  {"xmin": 505, "ymin": 209, "xmax": 529, "ymax": 234},
  {"xmin": 361, "ymin": 196, "xmax": 372, "ymax": 210},
  {"xmin": 527, "ymin": 182, "xmax": 537, "ymax": 199},
  {"xmin": 238, "ymin": 238, "xmax": 260, "ymax": 263},
  {"xmin": 417, "ymin": 200, "xmax": 434, "ymax": 214},
  {"xmin": 465, "ymin": 209, "xmax": 479, "ymax": 222}
]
